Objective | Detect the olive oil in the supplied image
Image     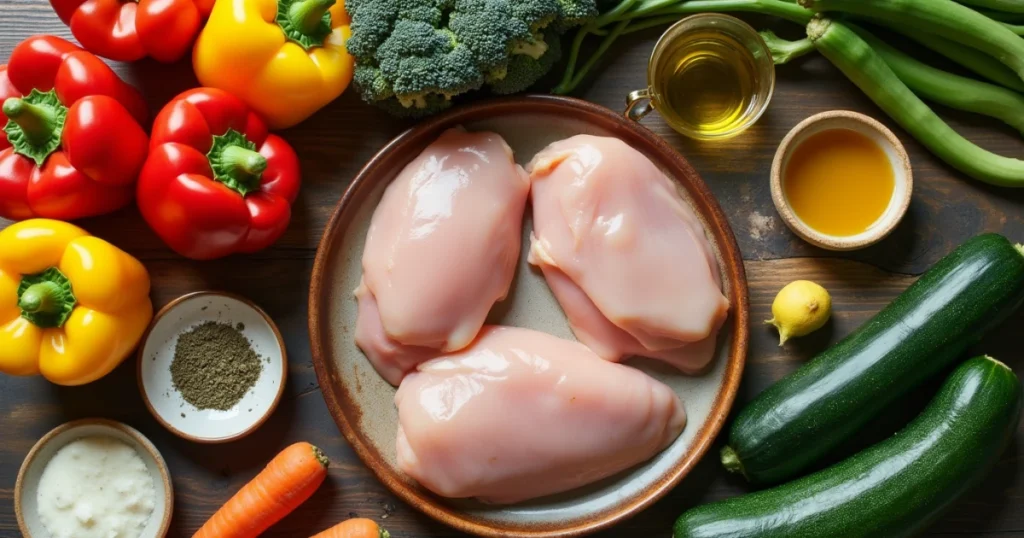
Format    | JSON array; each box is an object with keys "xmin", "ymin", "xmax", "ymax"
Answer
[
  {"xmin": 654, "ymin": 30, "xmax": 761, "ymax": 137},
  {"xmin": 783, "ymin": 128, "xmax": 895, "ymax": 237}
]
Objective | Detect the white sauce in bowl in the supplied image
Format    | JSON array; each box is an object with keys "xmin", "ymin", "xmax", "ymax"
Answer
[{"xmin": 36, "ymin": 436, "xmax": 156, "ymax": 538}]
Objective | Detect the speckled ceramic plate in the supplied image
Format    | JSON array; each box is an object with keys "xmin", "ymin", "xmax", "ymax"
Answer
[{"xmin": 308, "ymin": 95, "xmax": 749, "ymax": 537}]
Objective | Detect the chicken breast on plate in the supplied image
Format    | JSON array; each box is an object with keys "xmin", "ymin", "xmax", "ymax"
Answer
[
  {"xmin": 396, "ymin": 326, "xmax": 686, "ymax": 504},
  {"xmin": 527, "ymin": 135, "xmax": 729, "ymax": 374},
  {"xmin": 356, "ymin": 127, "xmax": 530, "ymax": 385}
]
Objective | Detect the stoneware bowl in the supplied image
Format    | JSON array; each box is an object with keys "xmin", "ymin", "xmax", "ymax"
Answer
[
  {"xmin": 308, "ymin": 95, "xmax": 749, "ymax": 537},
  {"xmin": 771, "ymin": 110, "xmax": 913, "ymax": 251},
  {"xmin": 138, "ymin": 291, "xmax": 287, "ymax": 443},
  {"xmin": 16, "ymin": 418, "xmax": 173, "ymax": 538}
]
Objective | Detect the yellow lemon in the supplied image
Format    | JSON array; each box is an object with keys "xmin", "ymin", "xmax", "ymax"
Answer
[{"xmin": 766, "ymin": 280, "xmax": 832, "ymax": 346}]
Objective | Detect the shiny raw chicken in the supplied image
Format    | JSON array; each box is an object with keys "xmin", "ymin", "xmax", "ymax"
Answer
[
  {"xmin": 395, "ymin": 326, "xmax": 686, "ymax": 504},
  {"xmin": 527, "ymin": 135, "xmax": 729, "ymax": 374},
  {"xmin": 356, "ymin": 127, "xmax": 530, "ymax": 385}
]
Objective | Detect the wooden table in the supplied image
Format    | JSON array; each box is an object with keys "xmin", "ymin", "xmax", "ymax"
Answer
[{"xmin": 1, "ymin": 5, "xmax": 1022, "ymax": 536}]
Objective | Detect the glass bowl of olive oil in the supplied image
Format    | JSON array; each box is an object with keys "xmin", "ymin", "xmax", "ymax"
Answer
[{"xmin": 626, "ymin": 14, "xmax": 776, "ymax": 140}]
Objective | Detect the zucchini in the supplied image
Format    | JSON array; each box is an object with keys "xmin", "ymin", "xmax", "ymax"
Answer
[
  {"xmin": 724, "ymin": 234, "xmax": 1024, "ymax": 484},
  {"xmin": 677, "ymin": 357, "xmax": 1022, "ymax": 538}
]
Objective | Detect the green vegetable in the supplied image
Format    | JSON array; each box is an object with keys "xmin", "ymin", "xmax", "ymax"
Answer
[
  {"xmin": 799, "ymin": 0, "xmax": 1024, "ymax": 84},
  {"xmin": 679, "ymin": 357, "xmax": 1022, "ymax": 538},
  {"xmin": 345, "ymin": 0, "xmax": 597, "ymax": 116},
  {"xmin": 763, "ymin": 25, "xmax": 1024, "ymax": 134},
  {"xmin": 898, "ymin": 28, "xmax": 1024, "ymax": 93},
  {"xmin": 554, "ymin": 0, "xmax": 812, "ymax": 94},
  {"xmin": 759, "ymin": 29, "xmax": 815, "ymax": 64},
  {"xmin": 723, "ymin": 233, "xmax": 1024, "ymax": 485},
  {"xmin": 857, "ymin": 28, "xmax": 1024, "ymax": 134},
  {"xmin": 804, "ymin": 17, "xmax": 1024, "ymax": 187},
  {"xmin": 954, "ymin": 0, "xmax": 1024, "ymax": 13}
]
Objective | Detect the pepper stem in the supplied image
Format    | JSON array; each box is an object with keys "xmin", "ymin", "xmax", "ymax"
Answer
[
  {"xmin": 277, "ymin": 0, "xmax": 334, "ymax": 50},
  {"xmin": 206, "ymin": 129, "xmax": 266, "ymax": 197},
  {"xmin": 220, "ymin": 146, "xmax": 267, "ymax": 188},
  {"xmin": 17, "ymin": 267, "xmax": 76, "ymax": 328},
  {"xmin": 4, "ymin": 98, "xmax": 59, "ymax": 147},
  {"xmin": 290, "ymin": 0, "xmax": 335, "ymax": 36},
  {"xmin": 3, "ymin": 89, "xmax": 67, "ymax": 166},
  {"xmin": 18, "ymin": 281, "xmax": 63, "ymax": 315}
]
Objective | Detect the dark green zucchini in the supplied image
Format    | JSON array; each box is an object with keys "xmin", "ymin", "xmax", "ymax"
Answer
[
  {"xmin": 678, "ymin": 356, "xmax": 1021, "ymax": 538},
  {"xmin": 724, "ymin": 234, "xmax": 1024, "ymax": 485}
]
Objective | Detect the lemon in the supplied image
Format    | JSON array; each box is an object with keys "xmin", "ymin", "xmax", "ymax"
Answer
[{"xmin": 766, "ymin": 280, "xmax": 832, "ymax": 346}]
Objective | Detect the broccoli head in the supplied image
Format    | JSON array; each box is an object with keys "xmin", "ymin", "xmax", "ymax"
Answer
[
  {"xmin": 346, "ymin": 0, "xmax": 597, "ymax": 116},
  {"xmin": 489, "ymin": 29, "xmax": 563, "ymax": 95}
]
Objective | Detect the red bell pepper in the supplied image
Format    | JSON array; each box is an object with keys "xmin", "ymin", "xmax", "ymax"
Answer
[
  {"xmin": 50, "ymin": 0, "xmax": 213, "ymax": 62},
  {"xmin": 138, "ymin": 88, "xmax": 301, "ymax": 260},
  {"xmin": 0, "ymin": 35, "xmax": 149, "ymax": 222}
]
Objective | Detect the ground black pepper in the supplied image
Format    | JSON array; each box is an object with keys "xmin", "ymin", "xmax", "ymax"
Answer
[{"xmin": 170, "ymin": 321, "xmax": 262, "ymax": 410}]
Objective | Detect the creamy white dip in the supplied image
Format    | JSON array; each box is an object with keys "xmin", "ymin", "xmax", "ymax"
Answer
[{"xmin": 37, "ymin": 436, "xmax": 156, "ymax": 538}]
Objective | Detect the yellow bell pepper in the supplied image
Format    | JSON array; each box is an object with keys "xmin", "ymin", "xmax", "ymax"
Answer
[
  {"xmin": 193, "ymin": 0, "xmax": 354, "ymax": 129},
  {"xmin": 0, "ymin": 219, "xmax": 153, "ymax": 386}
]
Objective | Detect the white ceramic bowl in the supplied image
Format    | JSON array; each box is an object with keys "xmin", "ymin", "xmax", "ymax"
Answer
[
  {"xmin": 16, "ymin": 419, "xmax": 173, "ymax": 538},
  {"xmin": 137, "ymin": 291, "xmax": 287, "ymax": 443},
  {"xmin": 770, "ymin": 110, "xmax": 913, "ymax": 251}
]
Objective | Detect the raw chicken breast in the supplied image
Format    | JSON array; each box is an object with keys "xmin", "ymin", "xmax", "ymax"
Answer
[
  {"xmin": 395, "ymin": 326, "xmax": 686, "ymax": 504},
  {"xmin": 356, "ymin": 127, "xmax": 530, "ymax": 384},
  {"xmin": 527, "ymin": 135, "xmax": 729, "ymax": 373}
]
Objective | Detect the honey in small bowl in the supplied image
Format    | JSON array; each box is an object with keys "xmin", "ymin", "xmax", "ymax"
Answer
[{"xmin": 783, "ymin": 128, "xmax": 895, "ymax": 237}]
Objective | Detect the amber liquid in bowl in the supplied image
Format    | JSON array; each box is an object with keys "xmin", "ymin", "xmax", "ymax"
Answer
[{"xmin": 783, "ymin": 128, "xmax": 895, "ymax": 237}]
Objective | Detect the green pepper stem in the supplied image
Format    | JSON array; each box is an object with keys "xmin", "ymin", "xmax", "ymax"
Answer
[
  {"xmin": 220, "ymin": 145, "xmax": 267, "ymax": 190},
  {"xmin": 18, "ymin": 281, "xmax": 63, "ymax": 315},
  {"xmin": 289, "ymin": 0, "xmax": 335, "ymax": 36},
  {"xmin": 3, "ymin": 97, "xmax": 59, "ymax": 147}
]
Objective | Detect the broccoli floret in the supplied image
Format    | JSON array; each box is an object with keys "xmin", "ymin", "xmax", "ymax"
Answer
[
  {"xmin": 449, "ymin": 0, "xmax": 526, "ymax": 77},
  {"xmin": 346, "ymin": 0, "xmax": 597, "ymax": 117},
  {"xmin": 489, "ymin": 29, "xmax": 563, "ymax": 95},
  {"xmin": 376, "ymin": 20, "xmax": 484, "ymax": 104},
  {"xmin": 555, "ymin": 0, "xmax": 599, "ymax": 29}
]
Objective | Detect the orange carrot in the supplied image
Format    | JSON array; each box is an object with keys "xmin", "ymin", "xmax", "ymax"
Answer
[
  {"xmin": 193, "ymin": 442, "xmax": 329, "ymax": 538},
  {"xmin": 310, "ymin": 518, "xmax": 389, "ymax": 538}
]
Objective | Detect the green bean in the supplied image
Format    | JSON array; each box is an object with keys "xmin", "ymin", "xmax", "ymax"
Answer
[
  {"xmin": 898, "ymin": 29, "xmax": 1024, "ymax": 92},
  {"xmin": 852, "ymin": 25, "xmax": 1024, "ymax": 134},
  {"xmin": 807, "ymin": 17, "xmax": 1024, "ymax": 187},
  {"xmin": 759, "ymin": 30, "xmax": 816, "ymax": 64},
  {"xmin": 974, "ymin": 8, "xmax": 1024, "ymax": 22},
  {"xmin": 800, "ymin": 0, "xmax": 1024, "ymax": 84},
  {"xmin": 954, "ymin": 0, "xmax": 1024, "ymax": 13},
  {"xmin": 553, "ymin": 0, "xmax": 813, "ymax": 94}
]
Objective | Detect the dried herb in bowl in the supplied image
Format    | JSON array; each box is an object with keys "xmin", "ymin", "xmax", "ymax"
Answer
[{"xmin": 170, "ymin": 322, "xmax": 263, "ymax": 411}]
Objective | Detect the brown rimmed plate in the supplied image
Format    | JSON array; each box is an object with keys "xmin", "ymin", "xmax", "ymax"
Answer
[{"xmin": 308, "ymin": 95, "xmax": 749, "ymax": 537}]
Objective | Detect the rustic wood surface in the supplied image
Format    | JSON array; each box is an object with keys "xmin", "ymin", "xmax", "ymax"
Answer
[{"xmin": 1, "ymin": 4, "xmax": 1023, "ymax": 537}]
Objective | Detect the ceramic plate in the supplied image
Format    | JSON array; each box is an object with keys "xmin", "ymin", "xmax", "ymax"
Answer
[
  {"xmin": 138, "ymin": 291, "xmax": 287, "ymax": 443},
  {"xmin": 308, "ymin": 95, "xmax": 749, "ymax": 537},
  {"xmin": 16, "ymin": 419, "xmax": 173, "ymax": 538}
]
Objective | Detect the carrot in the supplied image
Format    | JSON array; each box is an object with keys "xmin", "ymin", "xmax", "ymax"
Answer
[
  {"xmin": 310, "ymin": 518, "xmax": 389, "ymax": 538},
  {"xmin": 193, "ymin": 442, "xmax": 329, "ymax": 538}
]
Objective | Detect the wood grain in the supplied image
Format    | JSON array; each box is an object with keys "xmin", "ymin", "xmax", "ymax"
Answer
[{"xmin": 0, "ymin": 3, "xmax": 1022, "ymax": 537}]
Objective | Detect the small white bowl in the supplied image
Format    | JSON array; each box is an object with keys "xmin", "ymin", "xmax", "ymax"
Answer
[
  {"xmin": 137, "ymin": 291, "xmax": 287, "ymax": 443},
  {"xmin": 770, "ymin": 110, "xmax": 913, "ymax": 251},
  {"xmin": 16, "ymin": 419, "xmax": 173, "ymax": 538}
]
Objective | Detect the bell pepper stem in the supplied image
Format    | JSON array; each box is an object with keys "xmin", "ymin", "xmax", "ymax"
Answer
[
  {"xmin": 221, "ymin": 145, "xmax": 268, "ymax": 183},
  {"xmin": 3, "ymin": 97, "xmax": 59, "ymax": 148},
  {"xmin": 17, "ymin": 267, "xmax": 76, "ymax": 328},
  {"xmin": 289, "ymin": 0, "xmax": 335, "ymax": 36},
  {"xmin": 18, "ymin": 281, "xmax": 63, "ymax": 315}
]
